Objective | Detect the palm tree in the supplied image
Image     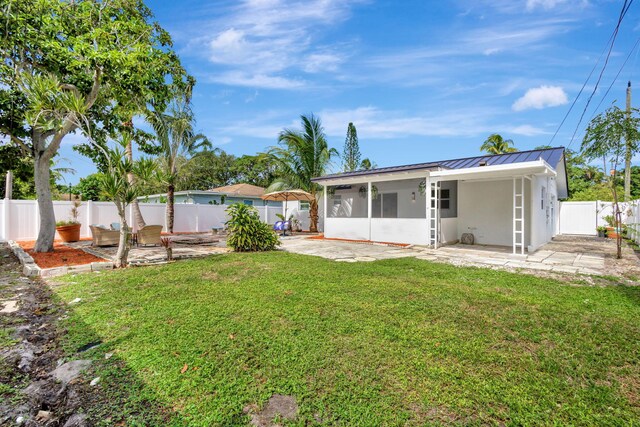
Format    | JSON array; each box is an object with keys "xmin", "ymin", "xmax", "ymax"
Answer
[
  {"xmin": 147, "ymin": 94, "xmax": 211, "ymax": 232},
  {"xmin": 480, "ymin": 134, "xmax": 518, "ymax": 154},
  {"xmin": 268, "ymin": 114, "xmax": 337, "ymax": 232}
]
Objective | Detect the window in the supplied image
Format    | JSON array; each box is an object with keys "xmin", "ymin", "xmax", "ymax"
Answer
[
  {"xmin": 541, "ymin": 187, "xmax": 546, "ymax": 210},
  {"xmin": 440, "ymin": 189, "xmax": 450, "ymax": 210},
  {"xmin": 300, "ymin": 201, "xmax": 310, "ymax": 211},
  {"xmin": 243, "ymin": 199, "xmax": 254, "ymax": 206},
  {"xmin": 430, "ymin": 188, "xmax": 450, "ymax": 209},
  {"xmin": 372, "ymin": 193, "xmax": 398, "ymax": 218}
]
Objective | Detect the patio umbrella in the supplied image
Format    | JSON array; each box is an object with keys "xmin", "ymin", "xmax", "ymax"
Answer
[{"xmin": 261, "ymin": 189, "xmax": 314, "ymax": 235}]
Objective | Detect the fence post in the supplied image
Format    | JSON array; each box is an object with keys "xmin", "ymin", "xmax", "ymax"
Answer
[
  {"xmin": 34, "ymin": 200, "xmax": 39, "ymax": 240},
  {"xmin": 1, "ymin": 199, "xmax": 9, "ymax": 241},
  {"xmin": 264, "ymin": 205, "xmax": 269, "ymax": 223},
  {"xmin": 128, "ymin": 204, "xmax": 134, "ymax": 231},
  {"xmin": 86, "ymin": 201, "xmax": 93, "ymax": 237},
  {"xmin": 195, "ymin": 204, "xmax": 200, "ymax": 232}
]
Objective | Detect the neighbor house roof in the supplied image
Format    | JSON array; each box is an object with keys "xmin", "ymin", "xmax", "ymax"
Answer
[
  {"xmin": 138, "ymin": 183, "xmax": 268, "ymax": 201},
  {"xmin": 208, "ymin": 183, "xmax": 265, "ymax": 197},
  {"xmin": 312, "ymin": 147, "xmax": 566, "ymax": 181}
]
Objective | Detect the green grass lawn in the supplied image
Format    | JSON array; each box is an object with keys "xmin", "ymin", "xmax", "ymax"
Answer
[{"xmin": 54, "ymin": 252, "xmax": 640, "ymax": 426}]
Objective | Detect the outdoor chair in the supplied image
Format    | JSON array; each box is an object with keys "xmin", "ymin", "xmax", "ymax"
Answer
[
  {"xmin": 90, "ymin": 225, "xmax": 120, "ymax": 247},
  {"xmin": 138, "ymin": 225, "xmax": 163, "ymax": 246}
]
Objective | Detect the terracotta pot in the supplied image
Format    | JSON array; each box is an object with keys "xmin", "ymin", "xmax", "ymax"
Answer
[{"xmin": 56, "ymin": 223, "xmax": 81, "ymax": 242}]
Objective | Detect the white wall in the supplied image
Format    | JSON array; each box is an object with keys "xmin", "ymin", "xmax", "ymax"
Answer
[
  {"xmin": 440, "ymin": 218, "xmax": 458, "ymax": 244},
  {"xmin": 0, "ymin": 199, "xmax": 287, "ymax": 241},
  {"xmin": 324, "ymin": 217, "xmax": 369, "ymax": 240},
  {"xmin": 370, "ymin": 218, "xmax": 428, "ymax": 245},
  {"xmin": 529, "ymin": 175, "xmax": 557, "ymax": 252},
  {"xmin": 457, "ymin": 179, "xmax": 530, "ymax": 247}
]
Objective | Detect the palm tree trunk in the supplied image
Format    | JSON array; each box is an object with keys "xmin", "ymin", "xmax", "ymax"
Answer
[
  {"xmin": 167, "ymin": 184, "xmax": 175, "ymax": 233},
  {"xmin": 309, "ymin": 197, "xmax": 319, "ymax": 233},
  {"xmin": 125, "ymin": 136, "xmax": 146, "ymax": 229}
]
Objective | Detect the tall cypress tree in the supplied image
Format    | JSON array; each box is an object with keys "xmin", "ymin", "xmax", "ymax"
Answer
[{"xmin": 342, "ymin": 122, "xmax": 361, "ymax": 172}]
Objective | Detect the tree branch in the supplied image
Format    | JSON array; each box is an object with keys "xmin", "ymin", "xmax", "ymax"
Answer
[
  {"xmin": 84, "ymin": 67, "xmax": 102, "ymax": 109},
  {"xmin": 42, "ymin": 67, "xmax": 102, "ymax": 160},
  {"xmin": 5, "ymin": 132, "xmax": 31, "ymax": 155}
]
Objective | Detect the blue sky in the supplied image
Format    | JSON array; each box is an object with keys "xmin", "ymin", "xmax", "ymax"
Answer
[{"xmin": 59, "ymin": 0, "xmax": 640, "ymax": 184}]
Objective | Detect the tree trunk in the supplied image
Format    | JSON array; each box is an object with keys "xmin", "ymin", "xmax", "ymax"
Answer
[
  {"xmin": 125, "ymin": 137, "xmax": 146, "ymax": 230},
  {"xmin": 166, "ymin": 184, "xmax": 175, "ymax": 233},
  {"xmin": 33, "ymin": 149, "xmax": 56, "ymax": 253},
  {"xmin": 114, "ymin": 203, "xmax": 131, "ymax": 268},
  {"xmin": 309, "ymin": 197, "xmax": 318, "ymax": 232}
]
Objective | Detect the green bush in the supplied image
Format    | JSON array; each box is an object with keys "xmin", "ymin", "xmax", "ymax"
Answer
[{"xmin": 225, "ymin": 203, "xmax": 280, "ymax": 252}]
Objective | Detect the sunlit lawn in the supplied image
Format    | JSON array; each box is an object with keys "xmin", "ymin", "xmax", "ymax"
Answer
[{"xmin": 54, "ymin": 252, "xmax": 640, "ymax": 426}]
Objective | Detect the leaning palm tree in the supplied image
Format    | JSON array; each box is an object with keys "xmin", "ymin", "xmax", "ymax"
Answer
[
  {"xmin": 268, "ymin": 114, "xmax": 338, "ymax": 232},
  {"xmin": 480, "ymin": 134, "xmax": 518, "ymax": 154},
  {"xmin": 147, "ymin": 94, "xmax": 211, "ymax": 232}
]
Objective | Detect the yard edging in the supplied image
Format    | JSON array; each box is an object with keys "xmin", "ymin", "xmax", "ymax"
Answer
[{"xmin": 7, "ymin": 240, "xmax": 113, "ymax": 277}]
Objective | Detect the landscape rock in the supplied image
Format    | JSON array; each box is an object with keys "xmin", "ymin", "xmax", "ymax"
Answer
[
  {"xmin": 36, "ymin": 410, "xmax": 52, "ymax": 421},
  {"xmin": 51, "ymin": 360, "xmax": 92, "ymax": 384},
  {"xmin": 63, "ymin": 413, "xmax": 88, "ymax": 427},
  {"xmin": 0, "ymin": 300, "xmax": 19, "ymax": 313}
]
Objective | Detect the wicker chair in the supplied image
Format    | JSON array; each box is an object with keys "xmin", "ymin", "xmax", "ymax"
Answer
[
  {"xmin": 138, "ymin": 225, "xmax": 163, "ymax": 246},
  {"xmin": 90, "ymin": 225, "xmax": 120, "ymax": 247}
]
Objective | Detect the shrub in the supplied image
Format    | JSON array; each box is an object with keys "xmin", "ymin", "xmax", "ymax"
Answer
[{"xmin": 225, "ymin": 203, "xmax": 280, "ymax": 252}]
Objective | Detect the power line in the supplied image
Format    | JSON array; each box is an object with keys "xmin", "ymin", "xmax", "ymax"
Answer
[
  {"xmin": 589, "ymin": 35, "xmax": 640, "ymax": 120},
  {"xmin": 566, "ymin": 0, "xmax": 634, "ymax": 149},
  {"xmin": 549, "ymin": 0, "xmax": 633, "ymax": 148}
]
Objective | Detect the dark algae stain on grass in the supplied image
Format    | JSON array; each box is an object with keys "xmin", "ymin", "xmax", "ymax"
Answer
[{"xmin": 52, "ymin": 252, "xmax": 640, "ymax": 426}]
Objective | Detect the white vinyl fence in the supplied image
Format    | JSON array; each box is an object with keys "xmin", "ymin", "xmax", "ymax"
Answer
[
  {"xmin": 0, "ymin": 199, "xmax": 302, "ymax": 241},
  {"xmin": 559, "ymin": 200, "xmax": 640, "ymax": 242}
]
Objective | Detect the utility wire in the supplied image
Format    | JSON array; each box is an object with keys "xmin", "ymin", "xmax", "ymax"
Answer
[
  {"xmin": 550, "ymin": 0, "xmax": 633, "ymax": 147},
  {"xmin": 566, "ymin": 0, "xmax": 633, "ymax": 149},
  {"xmin": 588, "ymin": 35, "xmax": 640, "ymax": 120}
]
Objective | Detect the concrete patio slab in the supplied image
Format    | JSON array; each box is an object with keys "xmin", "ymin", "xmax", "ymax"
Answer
[{"xmin": 280, "ymin": 235, "xmax": 640, "ymax": 277}]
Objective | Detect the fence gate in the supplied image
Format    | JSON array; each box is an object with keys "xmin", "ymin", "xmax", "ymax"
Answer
[{"xmin": 558, "ymin": 201, "xmax": 597, "ymax": 235}]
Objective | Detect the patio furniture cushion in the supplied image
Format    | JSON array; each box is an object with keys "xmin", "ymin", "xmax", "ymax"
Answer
[
  {"xmin": 138, "ymin": 225, "xmax": 163, "ymax": 246},
  {"xmin": 111, "ymin": 222, "xmax": 121, "ymax": 231}
]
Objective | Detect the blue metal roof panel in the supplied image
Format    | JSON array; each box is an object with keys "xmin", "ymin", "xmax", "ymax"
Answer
[{"xmin": 311, "ymin": 147, "xmax": 566, "ymax": 181}]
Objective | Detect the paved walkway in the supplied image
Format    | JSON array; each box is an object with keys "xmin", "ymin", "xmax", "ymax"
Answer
[
  {"xmin": 280, "ymin": 235, "xmax": 638, "ymax": 276},
  {"xmin": 69, "ymin": 234, "xmax": 229, "ymax": 265}
]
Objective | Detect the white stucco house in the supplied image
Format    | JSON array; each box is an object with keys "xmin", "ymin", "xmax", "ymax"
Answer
[{"xmin": 311, "ymin": 147, "xmax": 568, "ymax": 254}]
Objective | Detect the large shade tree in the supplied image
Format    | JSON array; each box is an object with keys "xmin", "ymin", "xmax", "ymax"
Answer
[
  {"xmin": 268, "ymin": 114, "xmax": 337, "ymax": 232},
  {"xmin": 0, "ymin": 0, "xmax": 188, "ymax": 252},
  {"xmin": 480, "ymin": 134, "xmax": 518, "ymax": 154},
  {"xmin": 147, "ymin": 93, "xmax": 211, "ymax": 233}
]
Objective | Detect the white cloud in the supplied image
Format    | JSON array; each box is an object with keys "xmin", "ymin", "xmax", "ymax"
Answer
[
  {"xmin": 209, "ymin": 72, "xmax": 306, "ymax": 90},
  {"xmin": 220, "ymin": 106, "xmax": 503, "ymax": 140},
  {"xmin": 512, "ymin": 85, "xmax": 568, "ymax": 111},
  {"xmin": 526, "ymin": 0, "xmax": 569, "ymax": 11},
  {"xmin": 201, "ymin": 0, "xmax": 360, "ymax": 88},
  {"xmin": 506, "ymin": 124, "xmax": 550, "ymax": 136}
]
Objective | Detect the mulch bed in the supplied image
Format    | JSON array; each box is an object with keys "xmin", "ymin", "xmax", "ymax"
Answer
[
  {"xmin": 18, "ymin": 239, "xmax": 106, "ymax": 269},
  {"xmin": 306, "ymin": 234, "xmax": 411, "ymax": 248}
]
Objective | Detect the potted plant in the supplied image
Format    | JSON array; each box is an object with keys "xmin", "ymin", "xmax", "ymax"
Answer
[
  {"xmin": 596, "ymin": 225, "xmax": 607, "ymax": 238},
  {"xmin": 603, "ymin": 214, "xmax": 619, "ymax": 239},
  {"xmin": 56, "ymin": 200, "xmax": 82, "ymax": 242}
]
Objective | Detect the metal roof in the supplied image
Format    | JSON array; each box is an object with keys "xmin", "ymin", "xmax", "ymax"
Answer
[{"xmin": 312, "ymin": 147, "xmax": 565, "ymax": 182}]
